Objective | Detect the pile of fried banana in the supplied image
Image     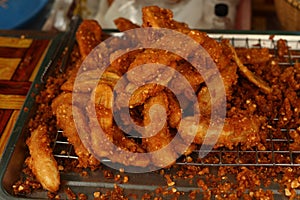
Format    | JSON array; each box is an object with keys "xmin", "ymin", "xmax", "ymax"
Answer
[{"xmin": 26, "ymin": 6, "xmax": 277, "ymax": 192}]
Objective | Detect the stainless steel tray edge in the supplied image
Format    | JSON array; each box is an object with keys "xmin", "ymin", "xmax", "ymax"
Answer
[
  {"xmin": 0, "ymin": 30, "xmax": 299, "ymax": 199},
  {"xmin": 0, "ymin": 32, "xmax": 65, "ymax": 200}
]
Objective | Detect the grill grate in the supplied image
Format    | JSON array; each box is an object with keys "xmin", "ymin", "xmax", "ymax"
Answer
[
  {"xmin": 52, "ymin": 128, "xmax": 300, "ymax": 167},
  {"xmin": 52, "ymin": 33, "xmax": 300, "ymax": 167}
]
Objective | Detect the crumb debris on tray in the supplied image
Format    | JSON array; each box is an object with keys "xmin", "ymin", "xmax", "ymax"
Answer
[{"xmin": 11, "ymin": 5, "xmax": 300, "ymax": 200}]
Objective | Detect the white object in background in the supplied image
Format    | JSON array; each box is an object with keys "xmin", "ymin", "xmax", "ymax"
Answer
[
  {"xmin": 93, "ymin": 0, "xmax": 239, "ymax": 30},
  {"xmin": 42, "ymin": 0, "xmax": 73, "ymax": 31},
  {"xmin": 94, "ymin": 0, "xmax": 204, "ymax": 29},
  {"xmin": 201, "ymin": 0, "xmax": 240, "ymax": 29}
]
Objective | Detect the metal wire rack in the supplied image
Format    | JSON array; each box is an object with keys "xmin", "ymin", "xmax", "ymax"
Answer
[
  {"xmin": 52, "ymin": 33, "xmax": 300, "ymax": 167},
  {"xmin": 52, "ymin": 128, "xmax": 300, "ymax": 167},
  {"xmin": 210, "ymin": 33, "xmax": 300, "ymax": 64}
]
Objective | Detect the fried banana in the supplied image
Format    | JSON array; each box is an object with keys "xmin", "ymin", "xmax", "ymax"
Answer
[
  {"xmin": 109, "ymin": 49, "xmax": 144, "ymax": 75},
  {"xmin": 46, "ymin": 7, "xmax": 276, "ymax": 172},
  {"xmin": 142, "ymin": 6, "xmax": 232, "ymax": 73},
  {"xmin": 126, "ymin": 49, "xmax": 180, "ymax": 86},
  {"xmin": 172, "ymin": 60, "xmax": 204, "ymax": 91},
  {"xmin": 179, "ymin": 114, "xmax": 266, "ymax": 150},
  {"xmin": 52, "ymin": 93, "xmax": 100, "ymax": 168},
  {"xmin": 92, "ymin": 83, "xmax": 114, "ymax": 131},
  {"xmin": 110, "ymin": 126, "xmax": 150, "ymax": 167},
  {"xmin": 142, "ymin": 92, "xmax": 177, "ymax": 167},
  {"xmin": 165, "ymin": 90, "xmax": 181, "ymax": 128},
  {"xmin": 129, "ymin": 83, "xmax": 165, "ymax": 107},
  {"xmin": 235, "ymin": 48, "xmax": 271, "ymax": 65},
  {"xmin": 227, "ymin": 43, "xmax": 272, "ymax": 94},
  {"xmin": 114, "ymin": 17, "xmax": 140, "ymax": 32},
  {"xmin": 197, "ymin": 62, "xmax": 238, "ymax": 117},
  {"xmin": 86, "ymin": 83, "xmax": 150, "ymax": 167},
  {"xmin": 142, "ymin": 6, "xmax": 189, "ymax": 32},
  {"xmin": 76, "ymin": 19, "xmax": 102, "ymax": 59},
  {"xmin": 26, "ymin": 125, "xmax": 60, "ymax": 192}
]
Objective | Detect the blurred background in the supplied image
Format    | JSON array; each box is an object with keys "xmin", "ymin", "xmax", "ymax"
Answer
[{"xmin": 0, "ymin": 0, "xmax": 299, "ymax": 31}]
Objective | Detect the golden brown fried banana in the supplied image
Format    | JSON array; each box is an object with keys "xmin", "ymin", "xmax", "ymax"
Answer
[
  {"xmin": 142, "ymin": 6, "xmax": 188, "ymax": 32},
  {"xmin": 110, "ymin": 126, "xmax": 150, "ymax": 167},
  {"xmin": 78, "ymin": 70, "xmax": 120, "ymax": 92},
  {"xmin": 26, "ymin": 125, "xmax": 60, "ymax": 192},
  {"xmin": 165, "ymin": 90, "xmax": 181, "ymax": 128},
  {"xmin": 49, "ymin": 8, "xmax": 278, "ymax": 172},
  {"xmin": 52, "ymin": 93, "xmax": 100, "ymax": 168},
  {"xmin": 109, "ymin": 49, "xmax": 144, "ymax": 75},
  {"xmin": 114, "ymin": 17, "xmax": 140, "ymax": 32},
  {"xmin": 142, "ymin": 92, "xmax": 177, "ymax": 167},
  {"xmin": 142, "ymin": 6, "xmax": 232, "ymax": 74},
  {"xmin": 235, "ymin": 48, "xmax": 271, "ymax": 64},
  {"xmin": 86, "ymin": 106, "xmax": 113, "ymax": 159},
  {"xmin": 173, "ymin": 61, "xmax": 204, "ymax": 91},
  {"xmin": 85, "ymin": 80, "xmax": 151, "ymax": 167},
  {"xmin": 93, "ymin": 83, "xmax": 114, "ymax": 131},
  {"xmin": 179, "ymin": 114, "xmax": 266, "ymax": 150},
  {"xmin": 87, "ymin": 111, "xmax": 150, "ymax": 167},
  {"xmin": 129, "ymin": 83, "xmax": 165, "ymax": 107},
  {"xmin": 227, "ymin": 43, "xmax": 272, "ymax": 94},
  {"xmin": 51, "ymin": 92, "xmax": 72, "ymax": 113},
  {"xmin": 197, "ymin": 62, "xmax": 238, "ymax": 117},
  {"xmin": 62, "ymin": 68, "xmax": 121, "ymax": 93},
  {"xmin": 126, "ymin": 49, "xmax": 180, "ymax": 85},
  {"xmin": 76, "ymin": 19, "xmax": 102, "ymax": 59}
]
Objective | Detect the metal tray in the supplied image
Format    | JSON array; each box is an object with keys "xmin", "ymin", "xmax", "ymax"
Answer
[{"xmin": 0, "ymin": 31, "xmax": 300, "ymax": 199}]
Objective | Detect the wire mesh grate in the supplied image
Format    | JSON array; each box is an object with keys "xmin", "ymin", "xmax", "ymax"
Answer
[
  {"xmin": 52, "ymin": 128, "xmax": 300, "ymax": 167},
  {"xmin": 52, "ymin": 33, "xmax": 300, "ymax": 167}
]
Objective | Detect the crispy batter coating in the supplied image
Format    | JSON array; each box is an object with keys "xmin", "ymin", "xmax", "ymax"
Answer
[
  {"xmin": 93, "ymin": 83, "xmax": 114, "ymax": 132},
  {"xmin": 171, "ymin": 60, "xmax": 204, "ymax": 91},
  {"xmin": 126, "ymin": 49, "xmax": 180, "ymax": 85},
  {"xmin": 277, "ymin": 39, "xmax": 289, "ymax": 59},
  {"xmin": 142, "ymin": 6, "xmax": 232, "ymax": 73},
  {"xmin": 22, "ymin": 6, "xmax": 300, "ymax": 199},
  {"xmin": 109, "ymin": 49, "xmax": 144, "ymax": 75},
  {"xmin": 62, "ymin": 68, "xmax": 122, "ymax": 93},
  {"xmin": 235, "ymin": 48, "xmax": 271, "ymax": 65},
  {"xmin": 129, "ymin": 84, "xmax": 165, "ymax": 107},
  {"xmin": 142, "ymin": 6, "xmax": 189, "ymax": 32},
  {"xmin": 52, "ymin": 93, "xmax": 100, "ymax": 168},
  {"xmin": 165, "ymin": 90, "xmax": 181, "ymax": 128},
  {"xmin": 86, "ymin": 83, "xmax": 150, "ymax": 167},
  {"xmin": 62, "ymin": 20, "xmax": 103, "ymax": 92},
  {"xmin": 142, "ymin": 92, "xmax": 177, "ymax": 167},
  {"xmin": 109, "ymin": 126, "xmax": 150, "ymax": 167},
  {"xmin": 26, "ymin": 125, "xmax": 60, "ymax": 192},
  {"xmin": 228, "ymin": 43, "xmax": 272, "ymax": 94},
  {"xmin": 76, "ymin": 19, "xmax": 102, "ymax": 59},
  {"xmin": 87, "ymin": 112, "xmax": 151, "ymax": 167},
  {"xmin": 158, "ymin": 11, "xmax": 267, "ymax": 103},
  {"xmin": 85, "ymin": 102, "xmax": 112, "ymax": 159},
  {"xmin": 60, "ymin": 67, "xmax": 79, "ymax": 92},
  {"xmin": 179, "ymin": 113, "xmax": 266, "ymax": 150},
  {"xmin": 114, "ymin": 17, "xmax": 140, "ymax": 32},
  {"xmin": 198, "ymin": 62, "xmax": 238, "ymax": 117},
  {"xmin": 50, "ymin": 7, "xmax": 274, "ymax": 170}
]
